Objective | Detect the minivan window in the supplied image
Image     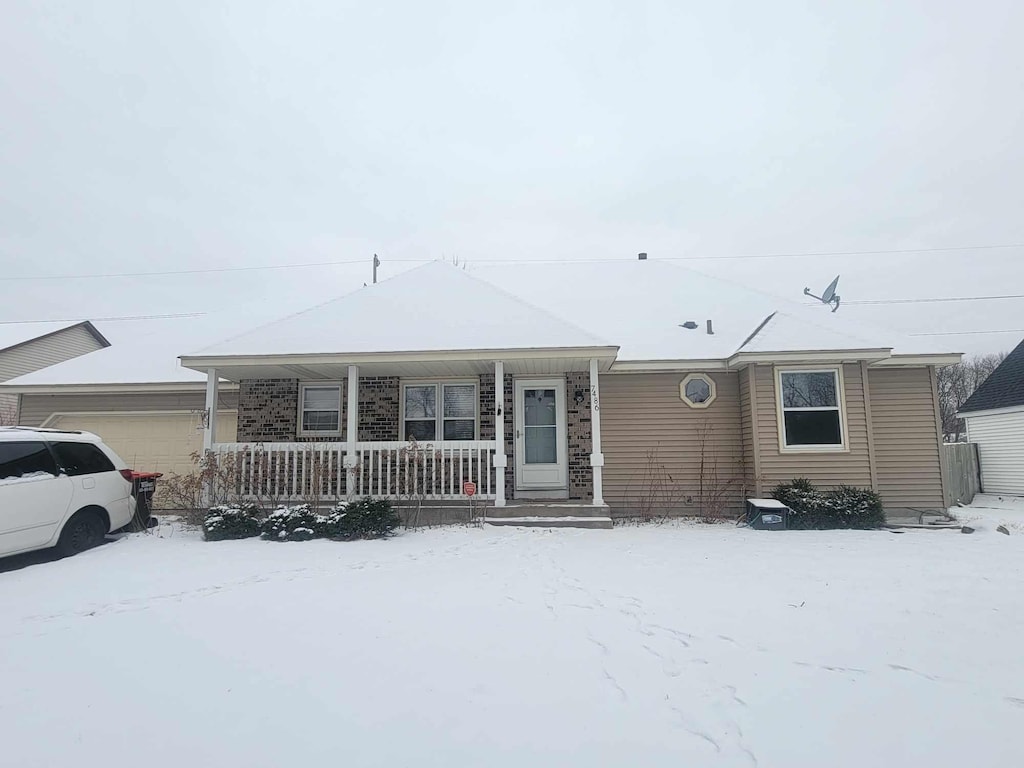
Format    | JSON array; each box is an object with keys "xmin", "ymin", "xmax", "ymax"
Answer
[
  {"xmin": 51, "ymin": 442, "xmax": 115, "ymax": 476},
  {"xmin": 0, "ymin": 441, "xmax": 59, "ymax": 480}
]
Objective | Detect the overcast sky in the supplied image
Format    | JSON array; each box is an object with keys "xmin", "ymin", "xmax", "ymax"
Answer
[{"xmin": 1, "ymin": 1, "xmax": 1022, "ymax": 355}]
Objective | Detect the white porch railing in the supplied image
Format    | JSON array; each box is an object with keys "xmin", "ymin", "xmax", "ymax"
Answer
[{"xmin": 210, "ymin": 440, "xmax": 498, "ymax": 504}]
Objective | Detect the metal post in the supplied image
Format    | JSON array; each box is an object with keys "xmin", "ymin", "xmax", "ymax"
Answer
[
  {"xmin": 493, "ymin": 360, "xmax": 506, "ymax": 507},
  {"xmin": 589, "ymin": 358, "xmax": 605, "ymax": 507}
]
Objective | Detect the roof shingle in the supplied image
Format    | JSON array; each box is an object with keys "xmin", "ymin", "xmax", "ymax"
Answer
[{"xmin": 959, "ymin": 337, "xmax": 1024, "ymax": 414}]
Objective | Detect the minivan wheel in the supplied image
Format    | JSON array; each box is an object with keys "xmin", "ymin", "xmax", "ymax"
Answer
[{"xmin": 57, "ymin": 511, "xmax": 106, "ymax": 557}]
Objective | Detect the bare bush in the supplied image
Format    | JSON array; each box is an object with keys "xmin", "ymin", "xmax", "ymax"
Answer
[
  {"xmin": 160, "ymin": 451, "xmax": 244, "ymax": 526},
  {"xmin": 937, "ymin": 353, "xmax": 1007, "ymax": 441},
  {"xmin": 695, "ymin": 421, "xmax": 740, "ymax": 522}
]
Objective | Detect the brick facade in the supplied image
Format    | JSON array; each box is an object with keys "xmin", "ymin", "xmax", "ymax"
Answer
[
  {"xmin": 565, "ymin": 372, "xmax": 593, "ymax": 500},
  {"xmin": 238, "ymin": 378, "xmax": 299, "ymax": 442},
  {"xmin": 237, "ymin": 372, "xmax": 595, "ymax": 501},
  {"xmin": 358, "ymin": 377, "xmax": 399, "ymax": 441}
]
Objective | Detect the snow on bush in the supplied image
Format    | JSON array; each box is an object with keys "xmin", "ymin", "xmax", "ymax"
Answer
[
  {"xmin": 259, "ymin": 500, "xmax": 401, "ymax": 542},
  {"xmin": 203, "ymin": 504, "xmax": 263, "ymax": 541},
  {"xmin": 771, "ymin": 478, "xmax": 885, "ymax": 530},
  {"xmin": 325, "ymin": 499, "xmax": 401, "ymax": 540},
  {"xmin": 260, "ymin": 504, "xmax": 326, "ymax": 542}
]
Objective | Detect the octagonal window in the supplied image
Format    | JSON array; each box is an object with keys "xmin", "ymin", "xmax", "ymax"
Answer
[{"xmin": 680, "ymin": 374, "xmax": 716, "ymax": 408}]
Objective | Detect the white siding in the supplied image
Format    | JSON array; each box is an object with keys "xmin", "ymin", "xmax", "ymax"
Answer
[
  {"xmin": 0, "ymin": 324, "xmax": 104, "ymax": 382},
  {"xmin": 966, "ymin": 410, "xmax": 1024, "ymax": 494}
]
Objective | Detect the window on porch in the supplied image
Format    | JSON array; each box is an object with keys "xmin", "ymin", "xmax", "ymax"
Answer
[
  {"xmin": 298, "ymin": 383, "xmax": 342, "ymax": 436},
  {"xmin": 402, "ymin": 381, "xmax": 477, "ymax": 441}
]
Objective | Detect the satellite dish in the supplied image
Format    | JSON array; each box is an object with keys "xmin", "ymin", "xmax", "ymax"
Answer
[{"xmin": 803, "ymin": 275, "xmax": 841, "ymax": 312}]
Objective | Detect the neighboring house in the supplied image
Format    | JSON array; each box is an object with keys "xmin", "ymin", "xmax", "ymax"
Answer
[
  {"xmin": 0, "ymin": 321, "xmax": 109, "ymax": 422},
  {"xmin": 1, "ymin": 316, "xmax": 240, "ymax": 477},
  {"xmin": 177, "ymin": 259, "xmax": 960, "ymax": 521},
  {"xmin": 958, "ymin": 337, "xmax": 1024, "ymax": 495}
]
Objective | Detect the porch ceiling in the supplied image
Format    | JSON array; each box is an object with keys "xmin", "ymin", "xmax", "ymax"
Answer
[{"xmin": 180, "ymin": 347, "xmax": 618, "ymax": 382}]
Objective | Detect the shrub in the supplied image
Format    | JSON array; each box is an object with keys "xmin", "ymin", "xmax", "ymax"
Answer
[
  {"xmin": 323, "ymin": 499, "xmax": 401, "ymax": 540},
  {"xmin": 260, "ymin": 504, "xmax": 327, "ymax": 542},
  {"xmin": 770, "ymin": 479, "xmax": 885, "ymax": 530},
  {"xmin": 203, "ymin": 504, "xmax": 262, "ymax": 541}
]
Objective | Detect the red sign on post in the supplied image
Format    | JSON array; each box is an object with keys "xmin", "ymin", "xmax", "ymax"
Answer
[{"xmin": 463, "ymin": 481, "xmax": 477, "ymax": 497}]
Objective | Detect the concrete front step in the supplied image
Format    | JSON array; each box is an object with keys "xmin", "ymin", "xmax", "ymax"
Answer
[
  {"xmin": 484, "ymin": 516, "xmax": 614, "ymax": 529},
  {"xmin": 485, "ymin": 503, "xmax": 610, "ymax": 519}
]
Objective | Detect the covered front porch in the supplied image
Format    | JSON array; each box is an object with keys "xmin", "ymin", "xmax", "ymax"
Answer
[{"xmin": 188, "ymin": 348, "xmax": 616, "ymax": 511}]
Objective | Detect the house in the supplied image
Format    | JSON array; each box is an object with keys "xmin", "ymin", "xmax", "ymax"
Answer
[
  {"xmin": 2, "ymin": 316, "xmax": 241, "ymax": 477},
  {"xmin": 177, "ymin": 259, "xmax": 960, "ymax": 523},
  {"xmin": 0, "ymin": 320, "xmax": 109, "ymax": 423},
  {"xmin": 958, "ymin": 337, "xmax": 1024, "ymax": 495}
]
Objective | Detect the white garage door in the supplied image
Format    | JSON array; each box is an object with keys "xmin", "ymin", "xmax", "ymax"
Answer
[{"xmin": 46, "ymin": 412, "xmax": 238, "ymax": 478}]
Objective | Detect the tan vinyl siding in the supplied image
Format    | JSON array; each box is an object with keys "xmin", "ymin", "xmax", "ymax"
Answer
[
  {"xmin": 0, "ymin": 324, "xmax": 104, "ymax": 382},
  {"xmin": 738, "ymin": 367, "xmax": 757, "ymax": 495},
  {"xmin": 18, "ymin": 390, "xmax": 240, "ymax": 426},
  {"xmin": 601, "ymin": 372, "xmax": 746, "ymax": 517},
  {"xmin": 867, "ymin": 367, "xmax": 945, "ymax": 510},
  {"xmin": 754, "ymin": 363, "xmax": 873, "ymax": 490}
]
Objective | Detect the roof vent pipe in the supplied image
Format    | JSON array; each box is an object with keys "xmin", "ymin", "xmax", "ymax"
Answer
[
  {"xmin": 707, "ymin": 319, "xmax": 714, "ymax": 335},
  {"xmin": 638, "ymin": 252, "xmax": 647, "ymax": 260}
]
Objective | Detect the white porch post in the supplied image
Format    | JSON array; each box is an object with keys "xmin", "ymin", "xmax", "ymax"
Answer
[
  {"xmin": 589, "ymin": 358, "xmax": 605, "ymax": 507},
  {"xmin": 345, "ymin": 366, "xmax": 359, "ymax": 493},
  {"xmin": 493, "ymin": 360, "xmax": 507, "ymax": 507},
  {"xmin": 203, "ymin": 368, "xmax": 219, "ymax": 452}
]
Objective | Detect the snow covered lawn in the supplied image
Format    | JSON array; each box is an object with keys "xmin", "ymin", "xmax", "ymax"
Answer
[{"xmin": 1, "ymin": 522, "xmax": 1022, "ymax": 767}]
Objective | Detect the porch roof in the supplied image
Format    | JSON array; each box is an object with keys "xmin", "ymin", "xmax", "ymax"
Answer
[{"xmin": 180, "ymin": 346, "xmax": 618, "ymax": 381}]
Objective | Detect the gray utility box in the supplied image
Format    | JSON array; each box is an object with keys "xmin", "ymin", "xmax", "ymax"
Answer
[{"xmin": 745, "ymin": 499, "xmax": 790, "ymax": 530}]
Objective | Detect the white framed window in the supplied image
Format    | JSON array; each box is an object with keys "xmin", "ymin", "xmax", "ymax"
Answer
[
  {"xmin": 680, "ymin": 373, "xmax": 717, "ymax": 408},
  {"xmin": 402, "ymin": 381, "xmax": 477, "ymax": 441},
  {"xmin": 298, "ymin": 383, "xmax": 342, "ymax": 436},
  {"xmin": 775, "ymin": 367, "xmax": 847, "ymax": 451}
]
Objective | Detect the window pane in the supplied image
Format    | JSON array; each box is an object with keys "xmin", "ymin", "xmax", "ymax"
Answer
[
  {"xmin": 303, "ymin": 387, "xmax": 339, "ymax": 411},
  {"xmin": 303, "ymin": 411, "xmax": 339, "ymax": 432},
  {"xmin": 443, "ymin": 384, "xmax": 476, "ymax": 418},
  {"xmin": 405, "ymin": 420, "xmax": 436, "ymax": 441},
  {"xmin": 52, "ymin": 442, "xmax": 115, "ymax": 476},
  {"xmin": 524, "ymin": 388, "xmax": 557, "ymax": 426},
  {"xmin": 405, "ymin": 385, "xmax": 436, "ymax": 419},
  {"xmin": 784, "ymin": 411, "xmax": 842, "ymax": 446},
  {"xmin": 781, "ymin": 372, "xmax": 838, "ymax": 408},
  {"xmin": 685, "ymin": 378, "xmax": 711, "ymax": 403},
  {"xmin": 443, "ymin": 419, "xmax": 475, "ymax": 440},
  {"xmin": 525, "ymin": 425, "xmax": 557, "ymax": 463},
  {"xmin": 0, "ymin": 441, "xmax": 58, "ymax": 480}
]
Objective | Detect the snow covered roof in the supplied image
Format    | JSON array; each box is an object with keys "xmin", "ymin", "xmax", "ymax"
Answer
[
  {"xmin": 4, "ymin": 259, "xmax": 960, "ymax": 389},
  {"xmin": 0, "ymin": 320, "xmax": 107, "ymax": 354},
  {"xmin": 1, "ymin": 309, "xmax": 277, "ymax": 389},
  {"xmin": 193, "ymin": 262, "xmax": 609, "ymax": 358},
  {"xmin": 189, "ymin": 259, "xmax": 959, "ymax": 366},
  {"xmin": 469, "ymin": 260, "xmax": 954, "ymax": 361}
]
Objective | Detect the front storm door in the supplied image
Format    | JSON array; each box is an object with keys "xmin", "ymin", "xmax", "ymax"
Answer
[{"xmin": 514, "ymin": 379, "xmax": 567, "ymax": 491}]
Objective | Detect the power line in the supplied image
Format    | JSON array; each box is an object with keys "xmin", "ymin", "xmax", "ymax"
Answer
[
  {"xmin": 821, "ymin": 294, "xmax": 1024, "ymax": 306},
  {"xmin": 909, "ymin": 329, "xmax": 1024, "ymax": 336},
  {"xmin": 0, "ymin": 313, "xmax": 205, "ymax": 325},
  {"xmin": 3, "ymin": 241, "xmax": 1023, "ymax": 281},
  {"xmin": 659, "ymin": 243, "xmax": 1024, "ymax": 261},
  {"xmin": 0, "ymin": 259, "xmax": 368, "ymax": 281}
]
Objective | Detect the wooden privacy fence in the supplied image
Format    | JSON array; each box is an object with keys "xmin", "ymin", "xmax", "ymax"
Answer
[{"xmin": 941, "ymin": 442, "xmax": 981, "ymax": 506}]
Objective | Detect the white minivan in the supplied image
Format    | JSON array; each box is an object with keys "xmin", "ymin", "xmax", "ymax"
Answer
[{"xmin": 0, "ymin": 428, "xmax": 135, "ymax": 559}]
